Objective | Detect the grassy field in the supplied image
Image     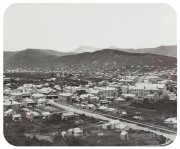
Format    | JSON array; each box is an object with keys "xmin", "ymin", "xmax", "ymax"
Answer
[
  {"xmin": 71, "ymin": 126, "xmax": 166, "ymax": 146},
  {"xmin": 107, "ymin": 101, "xmax": 177, "ymax": 130}
]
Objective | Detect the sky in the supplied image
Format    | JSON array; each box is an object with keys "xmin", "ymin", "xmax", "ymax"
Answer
[{"xmin": 3, "ymin": 3, "xmax": 177, "ymax": 52}]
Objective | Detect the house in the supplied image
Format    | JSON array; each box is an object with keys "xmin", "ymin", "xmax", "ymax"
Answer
[
  {"xmin": 130, "ymin": 83, "xmax": 167, "ymax": 97},
  {"xmin": 26, "ymin": 111, "xmax": 41, "ymax": 121},
  {"xmin": 76, "ymin": 89, "xmax": 87, "ymax": 96},
  {"xmin": 73, "ymin": 128, "xmax": 84, "ymax": 137},
  {"xmin": 99, "ymin": 100, "xmax": 109, "ymax": 105},
  {"xmin": 167, "ymin": 92, "xmax": 177, "ymax": 101},
  {"xmin": 98, "ymin": 106, "xmax": 108, "ymax": 111},
  {"xmin": 39, "ymin": 87, "xmax": 56, "ymax": 95},
  {"xmin": 108, "ymin": 120, "xmax": 120, "ymax": 129},
  {"xmin": 115, "ymin": 124, "xmax": 130, "ymax": 132},
  {"xmin": 22, "ymin": 98, "xmax": 36, "ymax": 108},
  {"xmin": 79, "ymin": 94, "xmax": 89, "ymax": 102},
  {"xmin": 23, "ymin": 83, "xmax": 36, "ymax": 90},
  {"xmin": 63, "ymin": 86, "xmax": 72, "ymax": 93},
  {"xmin": 3, "ymin": 89, "xmax": 11, "ymax": 96},
  {"xmin": 36, "ymin": 98, "xmax": 47, "ymax": 107},
  {"xmin": 3, "ymin": 75, "xmax": 10, "ymax": 82},
  {"xmin": 12, "ymin": 114, "xmax": 22, "ymax": 121},
  {"xmin": 32, "ymin": 93, "xmax": 46, "ymax": 101},
  {"xmin": 67, "ymin": 127, "xmax": 83, "ymax": 137},
  {"xmin": 133, "ymin": 115, "xmax": 143, "ymax": 120},
  {"xmin": 86, "ymin": 104, "xmax": 97, "ymax": 110},
  {"xmin": 58, "ymin": 93, "xmax": 73, "ymax": 103},
  {"xmin": 121, "ymin": 85, "xmax": 129, "ymax": 94},
  {"xmin": 67, "ymin": 129, "xmax": 74, "ymax": 137},
  {"xmin": 61, "ymin": 131, "xmax": 67, "ymax": 138},
  {"xmin": 121, "ymin": 94, "xmax": 135, "ymax": 100},
  {"xmin": 87, "ymin": 94, "xmax": 99, "ymax": 102},
  {"xmin": 46, "ymin": 94, "xmax": 58, "ymax": 100},
  {"xmin": 44, "ymin": 83, "xmax": 49, "ymax": 87},
  {"xmin": 102, "ymin": 123, "xmax": 111, "ymax": 130},
  {"xmin": 79, "ymin": 104, "xmax": 87, "ymax": 109},
  {"xmin": 120, "ymin": 111, "xmax": 127, "ymax": 117},
  {"xmin": 164, "ymin": 117, "xmax": 177, "ymax": 128},
  {"xmin": 41, "ymin": 111, "xmax": 51, "ymax": 117},
  {"xmin": 4, "ymin": 109, "xmax": 16, "ymax": 116},
  {"xmin": 22, "ymin": 91, "xmax": 31, "ymax": 99},
  {"xmin": 10, "ymin": 92, "xmax": 22, "ymax": 102},
  {"xmin": 120, "ymin": 131, "xmax": 129, "ymax": 140},
  {"xmin": 143, "ymin": 76, "xmax": 162, "ymax": 83},
  {"xmin": 62, "ymin": 112, "xmax": 76, "ymax": 120},
  {"xmin": 75, "ymin": 119, "xmax": 84, "ymax": 125},
  {"xmin": 115, "ymin": 97, "xmax": 126, "ymax": 104},
  {"xmin": 107, "ymin": 108, "xmax": 118, "ymax": 114},
  {"xmin": 89, "ymin": 89, "xmax": 100, "ymax": 96},
  {"xmin": 99, "ymin": 87, "xmax": 118, "ymax": 100},
  {"xmin": 36, "ymin": 85, "xmax": 43, "ymax": 89},
  {"xmin": 21, "ymin": 108, "xmax": 33, "ymax": 113},
  {"xmin": 3, "ymin": 100, "xmax": 21, "ymax": 111}
]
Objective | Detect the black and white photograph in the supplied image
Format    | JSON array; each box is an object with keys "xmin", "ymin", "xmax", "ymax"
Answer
[{"xmin": 3, "ymin": 3, "xmax": 177, "ymax": 146}]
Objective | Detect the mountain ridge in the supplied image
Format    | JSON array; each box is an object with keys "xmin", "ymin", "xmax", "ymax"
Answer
[{"xmin": 4, "ymin": 48, "xmax": 177, "ymax": 71}]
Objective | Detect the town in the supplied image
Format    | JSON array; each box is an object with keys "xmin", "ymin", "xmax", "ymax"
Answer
[{"xmin": 3, "ymin": 66, "xmax": 177, "ymax": 146}]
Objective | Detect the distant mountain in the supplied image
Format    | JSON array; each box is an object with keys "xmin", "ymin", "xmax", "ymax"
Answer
[
  {"xmin": 4, "ymin": 48, "xmax": 177, "ymax": 70},
  {"xmin": 53, "ymin": 49, "xmax": 176, "ymax": 69},
  {"xmin": 107, "ymin": 45, "xmax": 119, "ymax": 49},
  {"xmin": 3, "ymin": 49, "xmax": 76, "ymax": 59},
  {"xmin": 69, "ymin": 45, "xmax": 177, "ymax": 58},
  {"xmin": 4, "ymin": 51, "xmax": 19, "ymax": 60},
  {"xmin": 69, "ymin": 45, "xmax": 101, "ymax": 53},
  {"xmin": 120, "ymin": 45, "xmax": 177, "ymax": 58},
  {"xmin": 4, "ymin": 49, "xmax": 56, "ymax": 70}
]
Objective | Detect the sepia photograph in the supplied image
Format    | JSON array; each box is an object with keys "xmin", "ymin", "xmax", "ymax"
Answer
[{"xmin": 3, "ymin": 3, "xmax": 177, "ymax": 146}]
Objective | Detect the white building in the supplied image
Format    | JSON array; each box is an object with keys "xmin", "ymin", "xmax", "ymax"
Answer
[
  {"xmin": 58, "ymin": 93, "xmax": 73, "ymax": 103},
  {"xmin": 143, "ymin": 76, "xmax": 162, "ymax": 83},
  {"xmin": 99, "ymin": 87, "xmax": 118, "ymax": 100},
  {"xmin": 130, "ymin": 83, "xmax": 167, "ymax": 97}
]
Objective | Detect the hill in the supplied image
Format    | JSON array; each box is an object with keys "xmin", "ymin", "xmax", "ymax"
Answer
[
  {"xmin": 4, "ymin": 51, "xmax": 19, "ymax": 60},
  {"xmin": 69, "ymin": 45, "xmax": 177, "ymax": 58},
  {"xmin": 120, "ymin": 45, "xmax": 177, "ymax": 58},
  {"xmin": 3, "ymin": 49, "xmax": 76, "ymax": 59},
  {"xmin": 4, "ymin": 49, "xmax": 56, "ymax": 70},
  {"xmin": 4, "ymin": 48, "xmax": 177, "ymax": 71}
]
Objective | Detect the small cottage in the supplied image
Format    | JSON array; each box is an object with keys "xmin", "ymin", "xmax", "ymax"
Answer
[
  {"xmin": 115, "ymin": 124, "xmax": 130, "ymax": 132},
  {"xmin": 120, "ymin": 131, "xmax": 129, "ymax": 140}
]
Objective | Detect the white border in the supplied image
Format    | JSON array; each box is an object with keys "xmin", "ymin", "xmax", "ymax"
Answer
[{"xmin": 0, "ymin": 0, "xmax": 179, "ymax": 149}]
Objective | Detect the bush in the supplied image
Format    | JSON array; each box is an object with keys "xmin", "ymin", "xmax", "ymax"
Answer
[{"xmin": 158, "ymin": 135, "xmax": 166, "ymax": 144}]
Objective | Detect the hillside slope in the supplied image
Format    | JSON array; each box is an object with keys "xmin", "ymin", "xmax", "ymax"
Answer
[{"xmin": 4, "ymin": 48, "xmax": 177, "ymax": 70}]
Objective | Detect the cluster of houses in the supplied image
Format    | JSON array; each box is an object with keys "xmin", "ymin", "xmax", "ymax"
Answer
[
  {"xmin": 3, "ymin": 67, "xmax": 177, "ymax": 128},
  {"xmin": 61, "ymin": 119, "xmax": 130, "ymax": 141},
  {"xmin": 61, "ymin": 127, "xmax": 84, "ymax": 138},
  {"xmin": 102, "ymin": 120, "xmax": 130, "ymax": 140}
]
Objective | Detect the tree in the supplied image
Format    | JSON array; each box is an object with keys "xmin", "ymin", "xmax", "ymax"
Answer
[
  {"xmin": 163, "ymin": 95, "xmax": 169, "ymax": 101},
  {"xmin": 143, "ymin": 98, "xmax": 149, "ymax": 104},
  {"xmin": 158, "ymin": 135, "xmax": 166, "ymax": 144},
  {"xmin": 67, "ymin": 97, "xmax": 71, "ymax": 103}
]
